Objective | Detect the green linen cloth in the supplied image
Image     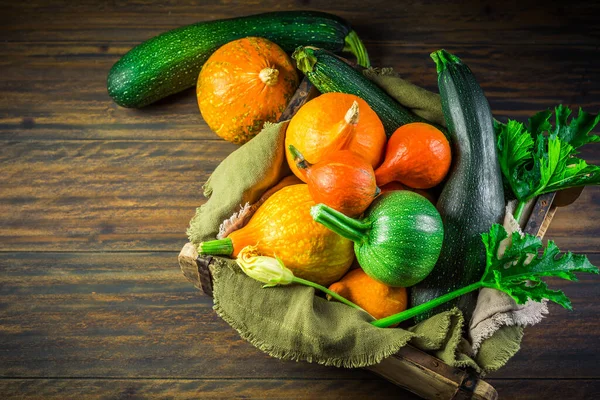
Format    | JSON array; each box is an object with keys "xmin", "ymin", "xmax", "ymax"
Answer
[{"xmin": 187, "ymin": 71, "xmax": 522, "ymax": 375}]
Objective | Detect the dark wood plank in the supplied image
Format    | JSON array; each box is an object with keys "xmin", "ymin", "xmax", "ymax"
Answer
[
  {"xmin": 1, "ymin": 3, "xmax": 600, "ymax": 140},
  {"xmin": 1, "ymin": 0, "xmax": 600, "ymax": 398},
  {"xmin": 0, "ymin": 140, "xmax": 234, "ymax": 251},
  {"xmin": 488, "ymin": 379, "xmax": 600, "ymax": 399},
  {"xmin": 1, "ymin": 378, "xmax": 597, "ymax": 400},
  {"xmin": 0, "ymin": 378, "xmax": 419, "ymax": 399},
  {"xmin": 0, "ymin": 252, "xmax": 598, "ymax": 381},
  {"xmin": 1, "ymin": 42, "xmax": 598, "ymax": 140},
  {"xmin": 1, "ymin": 141, "xmax": 599, "ymax": 252}
]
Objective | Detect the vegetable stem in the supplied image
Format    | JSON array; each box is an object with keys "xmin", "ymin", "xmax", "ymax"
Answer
[
  {"xmin": 342, "ymin": 30, "xmax": 371, "ymax": 68},
  {"xmin": 198, "ymin": 238, "xmax": 234, "ymax": 256},
  {"xmin": 293, "ymin": 277, "xmax": 367, "ymax": 313},
  {"xmin": 371, "ymin": 282, "xmax": 483, "ymax": 328},
  {"xmin": 288, "ymin": 144, "xmax": 310, "ymax": 170},
  {"xmin": 293, "ymin": 46, "xmax": 318, "ymax": 75},
  {"xmin": 514, "ymin": 200, "xmax": 526, "ymax": 222},
  {"xmin": 430, "ymin": 49, "xmax": 462, "ymax": 74},
  {"xmin": 310, "ymin": 204, "xmax": 371, "ymax": 243}
]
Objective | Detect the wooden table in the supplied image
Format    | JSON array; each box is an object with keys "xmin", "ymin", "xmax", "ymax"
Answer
[{"xmin": 1, "ymin": 1, "xmax": 599, "ymax": 398}]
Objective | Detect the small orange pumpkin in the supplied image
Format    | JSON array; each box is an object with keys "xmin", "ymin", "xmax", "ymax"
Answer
[
  {"xmin": 285, "ymin": 93, "xmax": 386, "ymax": 181},
  {"xmin": 375, "ymin": 122, "xmax": 451, "ymax": 189},
  {"xmin": 197, "ymin": 37, "xmax": 299, "ymax": 144},
  {"xmin": 288, "ymin": 145, "xmax": 379, "ymax": 216}
]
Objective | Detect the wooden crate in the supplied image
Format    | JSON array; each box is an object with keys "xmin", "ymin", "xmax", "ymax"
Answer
[{"xmin": 178, "ymin": 77, "xmax": 581, "ymax": 400}]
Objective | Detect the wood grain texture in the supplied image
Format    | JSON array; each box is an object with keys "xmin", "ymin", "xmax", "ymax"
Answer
[
  {"xmin": 0, "ymin": 253, "xmax": 598, "ymax": 381},
  {"xmin": 1, "ymin": 141, "xmax": 598, "ymax": 252},
  {"xmin": 1, "ymin": 0, "xmax": 600, "ymax": 398}
]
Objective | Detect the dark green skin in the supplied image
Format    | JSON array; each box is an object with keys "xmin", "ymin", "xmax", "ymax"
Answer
[
  {"xmin": 295, "ymin": 47, "xmax": 440, "ymax": 137},
  {"xmin": 108, "ymin": 11, "xmax": 353, "ymax": 108},
  {"xmin": 357, "ymin": 191, "xmax": 444, "ymax": 287},
  {"xmin": 410, "ymin": 50, "xmax": 505, "ymax": 323}
]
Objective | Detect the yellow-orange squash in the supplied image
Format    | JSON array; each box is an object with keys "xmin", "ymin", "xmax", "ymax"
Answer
[
  {"xmin": 328, "ymin": 269, "xmax": 407, "ymax": 321},
  {"xmin": 199, "ymin": 184, "xmax": 354, "ymax": 286},
  {"xmin": 285, "ymin": 93, "xmax": 386, "ymax": 181},
  {"xmin": 197, "ymin": 37, "xmax": 299, "ymax": 144}
]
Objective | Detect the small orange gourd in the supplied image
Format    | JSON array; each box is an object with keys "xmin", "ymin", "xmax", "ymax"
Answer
[
  {"xmin": 199, "ymin": 184, "xmax": 354, "ymax": 286},
  {"xmin": 285, "ymin": 93, "xmax": 386, "ymax": 181},
  {"xmin": 375, "ymin": 122, "xmax": 451, "ymax": 189},
  {"xmin": 197, "ymin": 37, "xmax": 299, "ymax": 144},
  {"xmin": 288, "ymin": 145, "xmax": 379, "ymax": 216},
  {"xmin": 328, "ymin": 269, "xmax": 407, "ymax": 320}
]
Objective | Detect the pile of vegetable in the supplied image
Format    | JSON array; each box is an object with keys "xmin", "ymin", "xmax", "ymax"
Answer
[{"xmin": 108, "ymin": 12, "xmax": 599, "ymax": 329}]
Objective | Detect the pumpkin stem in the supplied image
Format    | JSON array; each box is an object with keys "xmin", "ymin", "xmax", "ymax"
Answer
[
  {"xmin": 259, "ymin": 67, "xmax": 279, "ymax": 86},
  {"xmin": 345, "ymin": 100, "xmax": 360, "ymax": 125},
  {"xmin": 322, "ymin": 100, "xmax": 360, "ymax": 153},
  {"xmin": 288, "ymin": 144, "xmax": 311, "ymax": 170}
]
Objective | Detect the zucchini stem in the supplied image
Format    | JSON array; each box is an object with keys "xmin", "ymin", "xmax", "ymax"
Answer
[
  {"xmin": 293, "ymin": 46, "xmax": 318, "ymax": 75},
  {"xmin": 342, "ymin": 31, "xmax": 371, "ymax": 68},
  {"xmin": 431, "ymin": 49, "xmax": 462, "ymax": 74},
  {"xmin": 311, "ymin": 203, "xmax": 370, "ymax": 243},
  {"xmin": 343, "ymin": 30, "xmax": 371, "ymax": 68},
  {"xmin": 198, "ymin": 238, "xmax": 234, "ymax": 256},
  {"xmin": 371, "ymin": 282, "xmax": 483, "ymax": 328}
]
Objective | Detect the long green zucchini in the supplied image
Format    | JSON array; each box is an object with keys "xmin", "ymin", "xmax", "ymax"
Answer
[
  {"xmin": 410, "ymin": 50, "xmax": 505, "ymax": 322},
  {"xmin": 107, "ymin": 11, "xmax": 369, "ymax": 108},
  {"xmin": 293, "ymin": 46, "xmax": 435, "ymax": 137}
]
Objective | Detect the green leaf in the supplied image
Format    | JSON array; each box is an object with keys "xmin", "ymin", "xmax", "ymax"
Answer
[
  {"xmin": 528, "ymin": 109, "xmax": 552, "ymax": 137},
  {"xmin": 495, "ymin": 120, "xmax": 534, "ymax": 199},
  {"xmin": 481, "ymin": 224, "xmax": 598, "ymax": 309},
  {"xmin": 495, "ymin": 105, "xmax": 600, "ymax": 202},
  {"xmin": 552, "ymin": 105, "xmax": 600, "ymax": 149}
]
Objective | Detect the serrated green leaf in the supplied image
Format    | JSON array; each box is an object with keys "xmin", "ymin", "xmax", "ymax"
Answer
[
  {"xmin": 552, "ymin": 105, "xmax": 600, "ymax": 148},
  {"xmin": 495, "ymin": 105, "xmax": 600, "ymax": 202},
  {"xmin": 529, "ymin": 109, "xmax": 552, "ymax": 137},
  {"xmin": 495, "ymin": 120, "xmax": 535, "ymax": 199},
  {"xmin": 481, "ymin": 224, "xmax": 598, "ymax": 309}
]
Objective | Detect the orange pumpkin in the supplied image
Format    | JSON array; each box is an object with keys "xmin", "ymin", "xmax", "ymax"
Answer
[
  {"xmin": 288, "ymin": 146, "xmax": 379, "ymax": 216},
  {"xmin": 328, "ymin": 269, "xmax": 407, "ymax": 321},
  {"xmin": 285, "ymin": 93, "xmax": 386, "ymax": 182},
  {"xmin": 375, "ymin": 122, "xmax": 451, "ymax": 189},
  {"xmin": 197, "ymin": 37, "xmax": 299, "ymax": 144}
]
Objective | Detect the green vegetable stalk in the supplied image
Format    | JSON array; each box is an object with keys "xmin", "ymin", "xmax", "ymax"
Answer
[{"xmin": 372, "ymin": 224, "xmax": 598, "ymax": 328}]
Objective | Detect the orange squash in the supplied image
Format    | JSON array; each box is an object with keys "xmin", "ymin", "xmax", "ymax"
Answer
[
  {"xmin": 199, "ymin": 184, "xmax": 354, "ymax": 286},
  {"xmin": 375, "ymin": 122, "xmax": 451, "ymax": 189},
  {"xmin": 197, "ymin": 37, "xmax": 299, "ymax": 144},
  {"xmin": 285, "ymin": 93, "xmax": 386, "ymax": 182},
  {"xmin": 288, "ymin": 145, "xmax": 379, "ymax": 216},
  {"xmin": 328, "ymin": 269, "xmax": 407, "ymax": 321}
]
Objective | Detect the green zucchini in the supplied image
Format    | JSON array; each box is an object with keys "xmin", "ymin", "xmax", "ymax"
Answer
[
  {"xmin": 410, "ymin": 50, "xmax": 505, "ymax": 322},
  {"xmin": 293, "ymin": 46, "xmax": 437, "ymax": 137},
  {"xmin": 107, "ymin": 11, "xmax": 369, "ymax": 108}
]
